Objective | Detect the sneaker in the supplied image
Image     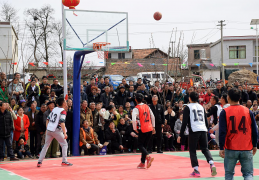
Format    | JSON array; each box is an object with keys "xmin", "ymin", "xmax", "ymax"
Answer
[
  {"xmin": 190, "ymin": 169, "xmax": 200, "ymax": 177},
  {"xmin": 165, "ymin": 148, "xmax": 170, "ymax": 151},
  {"xmin": 146, "ymin": 156, "xmax": 154, "ymax": 169},
  {"xmin": 133, "ymin": 149, "xmax": 137, "ymax": 153},
  {"xmin": 170, "ymin": 148, "xmax": 175, "ymax": 151},
  {"xmin": 61, "ymin": 162, "xmax": 73, "ymax": 166},
  {"xmin": 137, "ymin": 163, "xmax": 145, "ymax": 169},
  {"xmin": 210, "ymin": 164, "xmax": 217, "ymax": 176},
  {"xmin": 37, "ymin": 162, "xmax": 42, "ymax": 167},
  {"xmin": 128, "ymin": 148, "xmax": 131, "ymax": 152},
  {"xmin": 236, "ymin": 161, "xmax": 241, "ymax": 165}
]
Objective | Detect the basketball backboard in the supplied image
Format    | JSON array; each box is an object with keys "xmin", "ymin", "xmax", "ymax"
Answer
[{"xmin": 63, "ymin": 9, "xmax": 129, "ymax": 52}]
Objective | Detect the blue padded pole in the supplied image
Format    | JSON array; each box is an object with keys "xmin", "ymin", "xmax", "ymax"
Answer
[{"xmin": 72, "ymin": 51, "xmax": 93, "ymax": 156}]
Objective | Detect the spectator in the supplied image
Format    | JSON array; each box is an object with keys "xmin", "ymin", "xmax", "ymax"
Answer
[
  {"xmin": 163, "ymin": 119, "xmax": 175, "ymax": 151},
  {"xmin": 126, "ymin": 85, "xmax": 136, "ymax": 109},
  {"xmin": 67, "ymin": 99, "xmax": 73, "ymax": 111},
  {"xmin": 125, "ymin": 119, "xmax": 138, "ymax": 153},
  {"xmin": 204, "ymin": 88, "xmax": 214, "ymax": 104},
  {"xmin": 27, "ymin": 79, "xmax": 40, "ymax": 107},
  {"xmin": 51, "ymin": 79, "xmax": 63, "ymax": 97},
  {"xmin": 14, "ymin": 107, "xmax": 30, "ymax": 144},
  {"xmin": 150, "ymin": 86, "xmax": 163, "ymax": 105},
  {"xmin": 163, "ymin": 84, "xmax": 173, "ymax": 102},
  {"xmin": 247, "ymin": 85, "xmax": 257, "ymax": 102},
  {"xmin": 134, "ymin": 78, "xmax": 142, "ymax": 91},
  {"xmin": 9, "ymin": 78, "xmax": 24, "ymax": 102},
  {"xmin": 105, "ymin": 121, "xmax": 123, "ymax": 154},
  {"xmin": 89, "ymin": 102, "xmax": 99, "ymax": 133},
  {"xmin": 80, "ymin": 100, "xmax": 93, "ymax": 125},
  {"xmin": 233, "ymin": 80, "xmax": 239, "ymax": 88},
  {"xmin": 100, "ymin": 77, "xmax": 112, "ymax": 93},
  {"xmin": 213, "ymin": 83, "xmax": 225, "ymax": 98},
  {"xmin": 164, "ymin": 106, "xmax": 176, "ymax": 133},
  {"xmin": 49, "ymin": 90, "xmax": 57, "ymax": 102},
  {"xmin": 184, "ymin": 87, "xmax": 194, "ymax": 104},
  {"xmin": 39, "ymin": 86, "xmax": 51, "ymax": 105},
  {"xmin": 117, "ymin": 105, "xmax": 127, "ymax": 118},
  {"xmin": 220, "ymin": 81, "xmax": 227, "ymax": 92},
  {"xmin": 174, "ymin": 114, "xmax": 188, "ymax": 151},
  {"xmin": 117, "ymin": 118, "xmax": 128, "ymax": 148},
  {"xmin": 35, "ymin": 104, "xmax": 47, "ymax": 158},
  {"xmin": 0, "ymin": 102, "xmax": 19, "ymax": 161},
  {"xmin": 124, "ymin": 102, "xmax": 132, "ymax": 118},
  {"xmin": 252, "ymin": 104, "xmax": 259, "ymax": 116},
  {"xmin": 80, "ymin": 120, "xmax": 103, "ymax": 155},
  {"xmin": 238, "ymin": 85, "xmax": 249, "ymax": 104},
  {"xmin": 96, "ymin": 102, "xmax": 106, "ymax": 144},
  {"xmin": 137, "ymin": 84, "xmax": 149, "ymax": 102},
  {"xmin": 115, "ymin": 86, "xmax": 127, "ymax": 107},
  {"xmin": 86, "ymin": 78, "xmax": 96, "ymax": 95},
  {"xmin": 0, "ymin": 79, "xmax": 9, "ymax": 103},
  {"xmin": 197, "ymin": 87, "xmax": 205, "ymax": 105},
  {"xmin": 206, "ymin": 96, "xmax": 222, "ymax": 125},
  {"xmin": 98, "ymin": 78, "xmax": 104, "ymax": 89},
  {"xmin": 80, "ymin": 85, "xmax": 88, "ymax": 103},
  {"xmin": 173, "ymin": 88, "xmax": 184, "ymax": 104},
  {"xmin": 82, "ymin": 80, "xmax": 88, "ymax": 93},
  {"xmin": 10, "ymin": 98, "xmax": 19, "ymax": 112},
  {"xmin": 247, "ymin": 100, "xmax": 252, "ymax": 109},
  {"xmin": 27, "ymin": 101, "xmax": 39, "ymax": 157},
  {"xmin": 100, "ymin": 86, "xmax": 111, "ymax": 108},
  {"xmin": 148, "ymin": 95, "xmax": 165, "ymax": 153},
  {"xmin": 0, "ymin": 72, "xmax": 6, "ymax": 81},
  {"xmin": 39, "ymin": 76, "xmax": 50, "ymax": 91},
  {"xmin": 88, "ymin": 86, "xmax": 100, "ymax": 104},
  {"xmin": 15, "ymin": 137, "xmax": 33, "ymax": 159}
]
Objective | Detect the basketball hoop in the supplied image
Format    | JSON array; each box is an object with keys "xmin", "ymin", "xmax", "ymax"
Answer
[{"xmin": 93, "ymin": 42, "xmax": 111, "ymax": 59}]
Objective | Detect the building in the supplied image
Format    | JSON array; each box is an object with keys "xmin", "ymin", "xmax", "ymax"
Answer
[
  {"xmin": 210, "ymin": 35, "xmax": 259, "ymax": 79},
  {"xmin": 187, "ymin": 43, "xmax": 220, "ymax": 81},
  {"xmin": 0, "ymin": 22, "xmax": 19, "ymax": 74},
  {"xmin": 105, "ymin": 48, "xmax": 180, "ymax": 77}
]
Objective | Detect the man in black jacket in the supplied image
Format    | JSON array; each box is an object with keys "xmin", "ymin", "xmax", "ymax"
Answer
[
  {"xmin": 206, "ymin": 96, "xmax": 221, "ymax": 125},
  {"xmin": 105, "ymin": 121, "xmax": 123, "ymax": 154},
  {"xmin": 247, "ymin": 86, "xmax": 258, "ymax": 103},
  {"xmin": 127, "ymin": 85, "xmax": 136, "ymax": 108},
  {"xmin": 137, "ymin": 84, "xmax": 149, "ymax": 103},
  {"xmin": 100, "ymin": 86, "xmax": 111, "ymax": 108},
  {"xmin": 0, "ymin": 102, "xmax": 19, "ymax": 161},
  {"xmin": 51, "ymin": 79, "xmax": 63, "ymax": 97},
  {"xmin": 184, "ymin": 87, "xmax": 194, "ymax": 104},
  {"xmin": 115, "ymin": 86, "xmax": 128, "ymax": 107},
  {"xmin": 238, "ymin": 85, "xmax": 249, "ymax": 104},
  {"xmin": 148, "ymin": 95, "xmax": 165, "ymax": 153},
  {"xmin": 213, "ymin": 83, "xmax": 225, "ymax": 98},
  {"xmin": 35, "ymin": 104, "xmax": 47, "ymax": 158}
]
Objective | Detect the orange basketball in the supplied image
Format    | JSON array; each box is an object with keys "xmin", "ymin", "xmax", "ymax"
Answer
[{"xmin": 154, "ymin": 12, "xmax": 162, "ymax": 21}]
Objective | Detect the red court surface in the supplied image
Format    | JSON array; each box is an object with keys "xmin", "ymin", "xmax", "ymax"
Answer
[{"xmin": 1, "ymin": 153, "xmax": 259, "ymax": 180}]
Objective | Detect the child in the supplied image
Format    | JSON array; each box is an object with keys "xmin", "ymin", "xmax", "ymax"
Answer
[
  {"xmin": 174, "ymin": 114, "xmax": 188, "ymax": 151},
  {"xmin": 15, "ymin": 137, "xmax": 33, "ymax": 159},
  {"xmin": 163, "ymin": 120, "xmax": 175, "ymax": 151}
]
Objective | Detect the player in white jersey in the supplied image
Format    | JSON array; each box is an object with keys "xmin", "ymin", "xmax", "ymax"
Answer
[
  {"xmin": 177, "ymin": 92, "xmax": 217, "ymax": 177},
  {"xmin": 37, "ymin": 98, "xmax": 72, "ymax": 167}
]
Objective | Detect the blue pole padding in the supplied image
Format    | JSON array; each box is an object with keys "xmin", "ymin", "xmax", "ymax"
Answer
[{"xmin": 72, "ymin": 51, "xmax": 93, "ymax": 156}]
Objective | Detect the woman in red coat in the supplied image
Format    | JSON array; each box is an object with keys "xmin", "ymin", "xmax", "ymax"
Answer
[{"xmin": 14, "ymin": 107, "xmax": 30, "ymax": 143}]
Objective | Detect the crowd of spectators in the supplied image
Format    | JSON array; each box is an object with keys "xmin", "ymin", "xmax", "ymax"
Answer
[{"xmin": 1, "ymin": 72, "xmax": 259, "ymax": 161}]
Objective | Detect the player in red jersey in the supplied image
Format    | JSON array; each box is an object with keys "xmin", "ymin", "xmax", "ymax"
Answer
[
  {"xmin": 219, "ymin": 88, "xmax": 258, "ymax": 180},
  {"xmin": 132, "ymin": 93, "xmax": 155, "ymax": 169}
]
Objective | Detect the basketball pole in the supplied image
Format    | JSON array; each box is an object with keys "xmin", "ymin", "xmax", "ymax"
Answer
[{"xmin": 62, "ymin": 1, "xmax": 68, "ymax": 98}]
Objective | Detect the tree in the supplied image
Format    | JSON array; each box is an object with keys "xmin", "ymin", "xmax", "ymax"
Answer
[
  {"xmin": 53, "ymin": 21, "xmax": 64, "ymax": 62},
  {"xmin": 0, "ymin": 2, "xmax": 20, "ymax": 36}
]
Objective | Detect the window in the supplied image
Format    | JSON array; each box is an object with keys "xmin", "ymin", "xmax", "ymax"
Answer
[
  {"xmin": 229, "ymin": 46, "xmax": 246, "ymax": 59},
  {"xmin": 255, "ymin": 46, "xmax": 259, "ymax": 56},
  {"xmin": 194, "ymin": 50, "xmax": 200, "ymax": 59},
  {"xmin": 152, "ymin": 74, "xmax": 160, "ymax": 78},
  {"xmin": 142, "ymin": 74, "xmax": 151, "ymax": 78},
  {"xmin": 118, "ymin": 53, "xmax": 125, "ymax": 59},
  {"xmin": 108, "ymin": 53, "xmax": 111, "ymax": 59}
]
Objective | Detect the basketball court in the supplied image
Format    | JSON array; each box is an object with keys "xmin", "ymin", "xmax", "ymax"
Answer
[{"xmin": 1, "ymin": 151, "xmax": 259, "ymax": 180}]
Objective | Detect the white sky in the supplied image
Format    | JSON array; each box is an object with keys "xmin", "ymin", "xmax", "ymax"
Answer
[{"xmin": 7, "ymin": 0, "xmax": 259, "ymax": 66}]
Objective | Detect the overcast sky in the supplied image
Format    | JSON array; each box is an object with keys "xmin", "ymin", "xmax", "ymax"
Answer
[{"xmin": 7, "ymin": 0, "xmax": 259, "ymax": 64}]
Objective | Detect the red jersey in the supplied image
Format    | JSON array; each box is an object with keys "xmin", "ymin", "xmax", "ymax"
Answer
[
  {"xmin": 135, "ymin": 104, "xmax": 153, "ymax": 133},
  {"xmin": 224, "ymin": 105, "xmax": 253, "ymax": 150}
]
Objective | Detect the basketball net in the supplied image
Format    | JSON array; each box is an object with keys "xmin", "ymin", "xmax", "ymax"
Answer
[{"xmin": 93, "ymin": 42, "xmax": 111, "ymax": 59}]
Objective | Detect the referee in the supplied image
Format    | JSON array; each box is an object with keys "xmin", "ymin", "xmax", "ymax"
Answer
[{"xmin": 219, "ymin": 88, "xmax": 258, "ymax": 180}]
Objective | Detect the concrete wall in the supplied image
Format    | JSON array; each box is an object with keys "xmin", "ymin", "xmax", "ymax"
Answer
[{"xmin": 188, "ymin": 45, "xmax": 211, "ymax": 65}]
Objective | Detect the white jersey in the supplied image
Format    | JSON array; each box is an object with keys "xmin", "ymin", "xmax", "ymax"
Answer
[
  {"xmin": 188, "ymin": 103, "xmax": 207, "ymax": 132},
  {"xmin": 210, "ymin": 104, "xmax": 222, "ymax": 123},
  {"xmin": 47, "ymin": 107, "xmax": 65, "ymax": 132}
]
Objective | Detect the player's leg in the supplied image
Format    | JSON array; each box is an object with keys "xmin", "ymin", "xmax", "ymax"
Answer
[
  {"xmin": 143, "ymin": 131, "xmax": 154, "ymax": 169},
  {"xmin": 52, "ymin": 129, "xmax": 71, "ymax": 165},
  {"xmin": 198, "ymin": 131, "xmax": 217, "ymax": 176},
  {"xmin": 188, "ymin": 132, "xmax": 200, "ymax": 177},
  {"xmin": 239, "ymin": 150, "xmax": 253, "ymax": 179},
  {"xmin": 38, "ymin": 131, "xmax": 54, "ymax": 166},
  {"xmin": 156, "ymin": 126, "xmax": 163, "ymax": 153},
  {"xmin": 224, "ymin": 149, "xmax": 238, "ymax": 180},
  {"xmin": 137, "ymin": 131, "xmax": 150, "ymax": 168}
]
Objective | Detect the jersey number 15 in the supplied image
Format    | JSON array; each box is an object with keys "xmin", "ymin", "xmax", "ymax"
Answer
[{"xmin": 192, "ymin": 110, "xmax": 203, "ymax": 122}]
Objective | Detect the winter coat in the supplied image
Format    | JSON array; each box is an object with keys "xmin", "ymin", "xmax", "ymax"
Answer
[
  {"xmin": 80, "ymin": 107, "xmax": 93, "ymax": 126},
  {"xmin": 149, "ymin": 103, "xmax": 165, "ymax": 125},
  {"xmin": 173, "ymin": 93, "xmax": 184, "ymax": 103},
  {"xmin": 88, "ymin": 93, "xmax": 100, "ymax": 105},
  {"xmin": 174, "ymin": 119, "xmax": 188, "ymax": 138},
  {"xmin": 8, "ymin": 82, "xmax": 24, "ymax": 100},
  {"xmin": 13, "ymin": 115, "xmax": 30, "ymax": 142},
  {"xmin": 105, "ymin": 128, "xmax": 122, "ymax": 145},
  {"xmin": 51, "ymin": 84, "xmax": 63, "ymax": 97},
  {"xmin": 27, "ymin": 85, "xmax": 40, "ymax": 106},
  {"xmin": 100, "ymin": 92, "xmax": 112, "ymax": 108},
  {"xmin": 0, "ymin": 87, "xmax": 9, "ymax": 103},
  {"xmin": 204, "ymin": 93, "xmax": 215, "ymax": 104},
  {"xmin": 248, "ymin": 90, "xmax": 258, "ymax": 102},
  {"xmin": 80, "ymin": 127, "xmax": 99, "ymax": 146},
  {"xmin": 164, "ymin": 110, "xmax": 176, "ymax": 130},
  {"xmin": 126, "ymin": 91, "xmax": 136, "ymax": 106},
  {"xmin": 0, "ymin": 110, "xmax": 13, "ymax": 138},
  {"xmin": 115, "ymin": 91, "xmax": 128, "ymax": 107},
  {"xmin": 35, "ymin": 110, "xmax": 46, "ymax": 134},
  {"xmin": 80, "ymin": 91, "xmax": 88, "ymax": 103},
  {"xmin": 27, "ymin": 110, "xmax": 39, "ymax": 131}
]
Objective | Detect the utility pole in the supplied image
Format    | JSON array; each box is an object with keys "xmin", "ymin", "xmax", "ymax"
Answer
[
  {"xmin": 217, "ymin": 20, "xmax": 226, "ymax": 84},
  {"xmin": 166, "ymin": 46, "xmax": 171, "ymax": 81}
]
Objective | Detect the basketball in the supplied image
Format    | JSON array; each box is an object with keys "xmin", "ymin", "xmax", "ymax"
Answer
[{"xmin": 154, "ymin": 12, "xmax": 162, "ymax": 21}]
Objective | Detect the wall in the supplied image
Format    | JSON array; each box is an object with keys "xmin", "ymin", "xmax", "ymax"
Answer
[
  {"xmin": 188, "ymin": 45, "xmax": 211, "ymax": 65},
  {"xmin": 202, "ymin": 69, "xmax": 220, "ymax": 81},
  {"xmin": 110, "ymin": 52, "xmax": 132, "ymax": 59}
]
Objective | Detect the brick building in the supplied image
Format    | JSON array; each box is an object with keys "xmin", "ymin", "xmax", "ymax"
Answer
[{"xmin": 105, "ymin": 48, "xmax": 180, "ymax": 76}]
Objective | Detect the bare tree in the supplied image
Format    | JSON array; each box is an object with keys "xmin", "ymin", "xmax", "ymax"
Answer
[
  {"xmin": 52, "ymin": 21, "xmax": 64, "ymax": 62},
  {"xmin": 0, "ymin": 2, "xmax": 20, "ymax": 36}
]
